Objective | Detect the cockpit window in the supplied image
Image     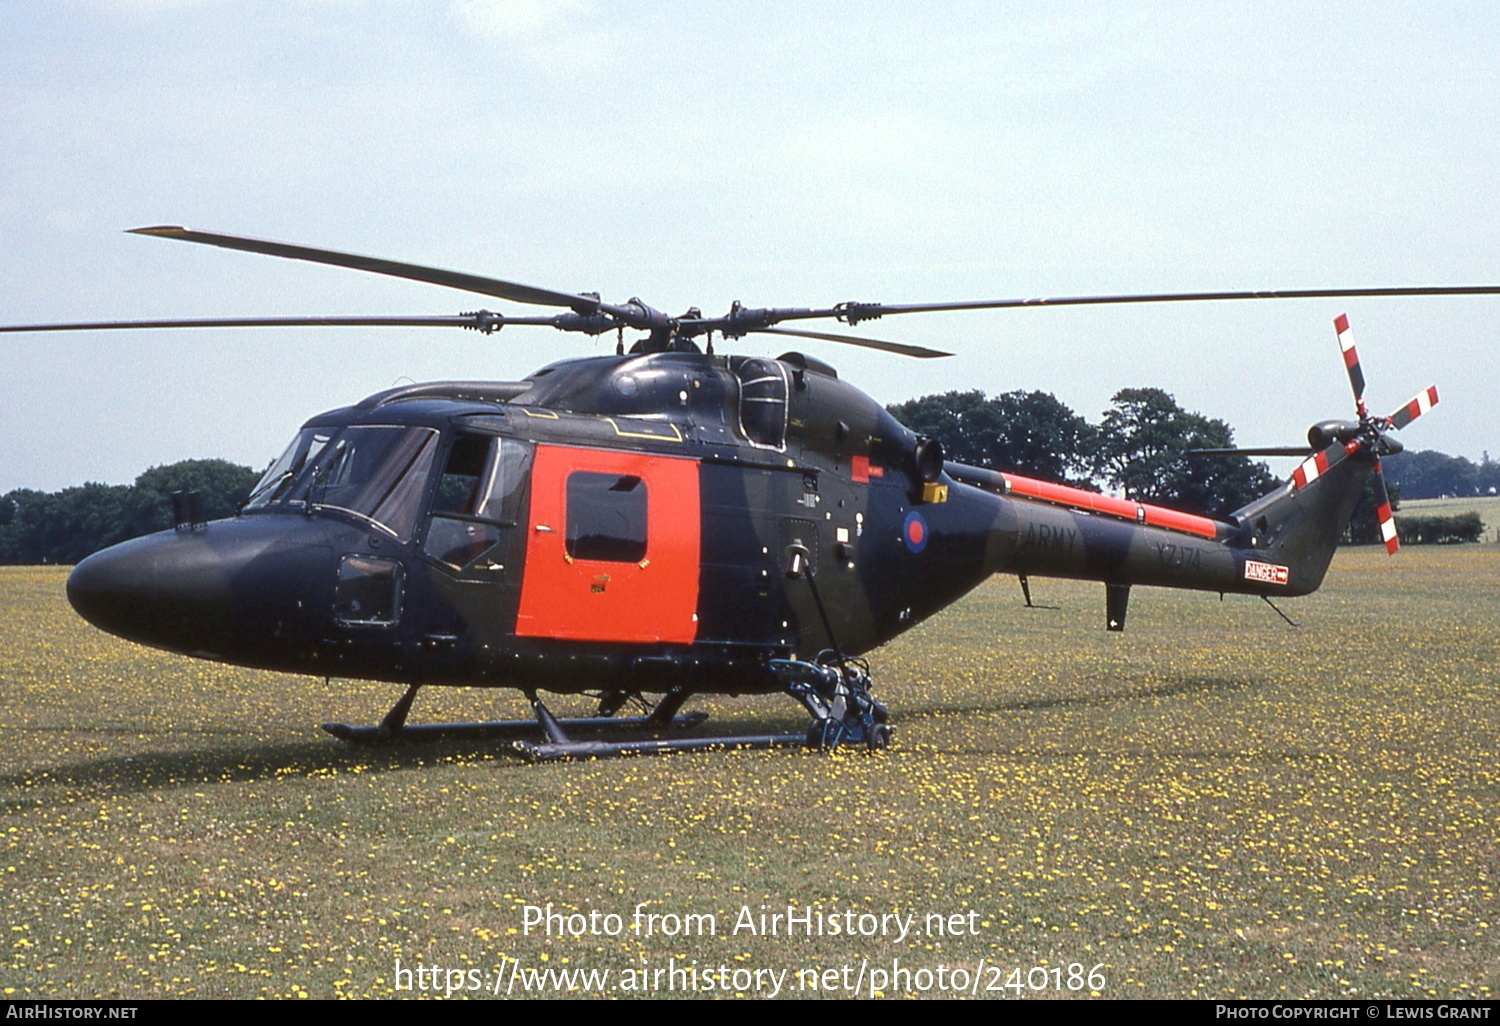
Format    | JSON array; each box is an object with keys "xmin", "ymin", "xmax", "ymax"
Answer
[
  {"xmin": 245, "ymin": 425, "xmax": 439, "ymax": 539},
  {"xmin": 426, "ymin": 433, "xmax": 531, "ymax": 523},
  {"xmin": 245, "ymin": 428, "xmax": 332, "ymax": 508},
  {"xmin": 478, "ymin": 438, "xmax": 531, "ymax": 522}
]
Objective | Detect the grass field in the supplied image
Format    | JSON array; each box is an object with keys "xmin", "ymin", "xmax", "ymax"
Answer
[
  {"xmin": 1399, "ymin": 495, "xmax": 1500, "ymax": 543},
  {"xmin": 1, "ymin": 551, "xmax": 1496, "ymax": 1000}
]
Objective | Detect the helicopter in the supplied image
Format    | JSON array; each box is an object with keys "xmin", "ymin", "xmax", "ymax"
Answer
[{"xmin": 2, "ymin": 226, "xmax": 1483, "ymax": 760}]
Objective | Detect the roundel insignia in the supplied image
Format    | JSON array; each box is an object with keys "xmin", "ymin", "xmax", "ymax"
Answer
[{"xmin": 902, "ymin": 510, "xmax": 928, "ymax": 553}]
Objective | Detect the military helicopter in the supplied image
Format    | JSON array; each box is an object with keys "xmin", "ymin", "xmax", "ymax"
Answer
[{"xmin": 3, "ymin": 227, "xmax": 1484, "ymax": 760}]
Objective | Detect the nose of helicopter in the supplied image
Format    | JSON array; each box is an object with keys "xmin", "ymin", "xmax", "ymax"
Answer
[
  {"xmin": 68, "ymin": 516, "xmax": 346, "ymax": 663},
  {"xmin": 67, "ymin": 529, "xmax": 239, "ymax": 655}
]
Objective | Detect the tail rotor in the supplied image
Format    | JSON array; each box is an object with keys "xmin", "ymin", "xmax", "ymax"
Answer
[
  {"xmin": 1196, "ymin": 314, "xmax": 1440, "ymax": 556},
  {"xmin": 1328, "ymin": 314, "xmax": 1437, "ymax": 554}
]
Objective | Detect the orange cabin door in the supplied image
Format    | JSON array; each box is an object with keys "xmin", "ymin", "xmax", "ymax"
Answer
[{"xmin": 515, "ymin": 445, "xmax": 700, "ymax": 644}]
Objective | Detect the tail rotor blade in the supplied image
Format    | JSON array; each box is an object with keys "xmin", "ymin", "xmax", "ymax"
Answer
[
  {"xmin": 1334, "ymin": 313, "xmax": 1367, "ymax": 412},
  {"xmin": 1372, "ymin": 459, "xmax": 1399, "ymax": 555},
  {"xmin": 1290, "ymin": 440, "xmax": 1357, "ymax": 491},
  {"xmin": 1386, "ymin": 386, "xmax": 1439, "ymax": 431}
]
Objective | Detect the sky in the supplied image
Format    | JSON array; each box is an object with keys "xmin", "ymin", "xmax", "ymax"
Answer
[{"xmin": 2, "ymin": 1, "xmax": 1497, "ymax": 493}]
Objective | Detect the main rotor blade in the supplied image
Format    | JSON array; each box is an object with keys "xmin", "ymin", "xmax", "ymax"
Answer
[
  {"xmin": 1188, "ymin": 446, "xmax": 1313, "ymax": 457},
  {"xmin": 750, "ymin": 326, "xmax": 951, "ymax": 359},
  {"xmin": 804, "ymin": 285, "xmax": 1500, "ymax": 323},
  {"xmin": 128, "ymin": 226, "xmax": 613, "ymax": 316},
  {"xmin": 0, "ymin": 314, "xmax": 561, "ymax": 334}
]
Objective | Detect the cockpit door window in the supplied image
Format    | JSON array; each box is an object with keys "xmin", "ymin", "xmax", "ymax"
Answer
[{"xmin": 421, "ymin": 434, "xmax": 532, "ymax": 573}]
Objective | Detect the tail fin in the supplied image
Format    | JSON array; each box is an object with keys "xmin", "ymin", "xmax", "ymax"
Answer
[
  {"xmin": 1231, "ymin": 442, "xmax": 1373, "ymax": 596},
  {"xmin": 1213, "ymin": 315, "xmax": 1439, "ymax": 595}
]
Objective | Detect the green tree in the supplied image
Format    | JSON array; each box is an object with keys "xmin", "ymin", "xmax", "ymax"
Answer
[
  {"xmin": 1395, "ymin": 511, "xmax": 1485, "ymax": 544},
  {"xmin": 0, "ymin": 459, "xmax": 259, "ymax": 565},
  {"xmin": 1093, "ymin": 387, "xmax": 1277, "ymax": 517},
  {"xmin": 0, "ymin": 483, "xmax": 138, "ymax": 565},
  {"xmin": 132, "ymin": 459, "xmax": 261, "ymax": 529},
  {"xmin": 1480, "ymin": 452, "xmax": 1500, "ymax": 495},
  {"xmin": 0, "ymin": 489, "xmax": 47, "ymax": 563},
  {"xmin": 1383, "ymin": 449, "xmax": 1481, "ymax": 499},
  {"xmin": 887, "ymin": 389, "xmax": 1096, "ymax": 485}
]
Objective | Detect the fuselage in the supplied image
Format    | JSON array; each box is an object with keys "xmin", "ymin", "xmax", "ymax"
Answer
[{"xmin": 66, "ymin": 349, "xmax": 1356, "ymax": 697}]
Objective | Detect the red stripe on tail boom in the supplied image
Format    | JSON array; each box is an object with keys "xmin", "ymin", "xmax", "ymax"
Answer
[{"xmin": 1000, "ymin": 473, "xmax": 1221, "ymax": 540}]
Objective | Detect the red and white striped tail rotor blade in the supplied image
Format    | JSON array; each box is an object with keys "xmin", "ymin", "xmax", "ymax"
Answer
[
  {"xmin": 1372, "ymin": 459, "xmax": 1399, "ymax": 555},
  {"xmin": 1290, "ymin": 439, "xmax": 1358, "ymax": 491},
  {"xmin": 1334, "ymin": 313, "xmax": 1367, "ymax": 412},
  {"xmin": 1386, "ymin": 386, "xmax": 1439, "ymax": 431}
]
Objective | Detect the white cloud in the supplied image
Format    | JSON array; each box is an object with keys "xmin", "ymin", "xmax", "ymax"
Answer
[
  {"xmin": 449, "ymin": 0, "xmax": 588, "ymax": 38},
  {"xmin": 446, "ymin": 0, "xmax": 611, "ymax": 75},
  {"xmin": 61, "ymin": 0, "xmax": 235, "ymax": 11}
]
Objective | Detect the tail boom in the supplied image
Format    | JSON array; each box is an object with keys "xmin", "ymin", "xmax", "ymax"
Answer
[{"xmin": 949, "ymin": 444, "xmax": 1372, "ymax": 601}]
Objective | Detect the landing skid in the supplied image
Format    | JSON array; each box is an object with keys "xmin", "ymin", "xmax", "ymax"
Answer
[
  {"xmin": 515, "ymin": 732, "xmax": 806, "ymax": 762},
  {"xmin": 509, "ymin": 689, "xmax": 803, "ymax": 762},
  {"xmin": 321, "ymin": 681, "xmax": 715, "ymax": 745},
  {"xmin": 321, "ymin": 711, "xmax": 710, "ymax": 745},
  {"xmin": 323, "ymin": 659, "xmax": 894, "ymax": 760},
  {"xmin": 516, "ymin": 657, "xmax": 895, "ymax": 761}
]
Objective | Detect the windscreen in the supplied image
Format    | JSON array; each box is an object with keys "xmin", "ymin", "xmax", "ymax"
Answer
[{"xmin": 244, "ymin": 425, "xmax": 439, "ymax": 539}]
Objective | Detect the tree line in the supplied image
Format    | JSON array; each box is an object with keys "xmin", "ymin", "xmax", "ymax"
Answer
[
  {"xmin": 889, "ymin": 387, "xmax": 1495, "ymax": 539},
  {"xmin": 888, "ymin": 387, "xmax": 1279, "ymax": 517},
  {"xmin": 0, "ymin": 460, "xmax": 259, "ymax": 566},
  {"xmin": 1382, "ymin": 449, "xmax": 1500, "ymax": 500}
]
